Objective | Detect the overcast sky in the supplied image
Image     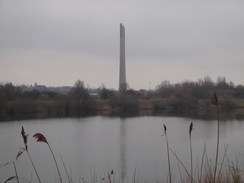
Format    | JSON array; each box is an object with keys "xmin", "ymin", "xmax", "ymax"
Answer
[{"xmin": 0, "ymin": 0, "xmax": 244, "ymax": 90}]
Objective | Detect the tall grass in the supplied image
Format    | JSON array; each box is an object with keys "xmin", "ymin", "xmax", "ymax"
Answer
[
  {"xmin": 189, "ymin": 122, "xmax": 194, "ymax": 183},
  {"xmin": 211, "ymin": 91, "xmax": 219, "ymax": 182},
  {"xmin": 0, "ymin": 162, "xmax": 19, "ymax": 183},
  {"xmin": 17, "ymin": 127, "xmax": 42, "ymax": 183},
  {"xmin": 33, "ymin": 133, "xmax": 63, "ymax": 183},
  {"xmin": 169, "ymin": 148, "xmax": 193, "ymax": 182},
  {"xmin": 163, "ymin": 124, "xmax": 172, "ymax": 183},
  {"xmin": 60, "ymin": 154, "xmax": 72, "ymax": 183}
]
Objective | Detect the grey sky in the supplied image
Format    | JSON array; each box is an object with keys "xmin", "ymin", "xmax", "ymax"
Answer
[{"xmin": 0, "ymin": 0, "xmax": 244, "ymax": 90}]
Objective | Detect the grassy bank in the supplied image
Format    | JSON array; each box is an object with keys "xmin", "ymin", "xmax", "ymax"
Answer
[
  {"xmin": 1, "ymin": 97, "xmax": 244, "ymax": 122},
  {"xmin": 1, "ymin": 78, "xmax": 244, "ymax": 120}
]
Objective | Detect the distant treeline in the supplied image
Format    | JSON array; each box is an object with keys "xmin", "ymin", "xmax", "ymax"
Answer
[
  {"xmin": 0, "ymin": 80, "xmax": 96, "ymax": 118},
  {"xmin": 153, "ymin": 76, "xmax": 244, "ymax": 110},
  {"xmin": 1, "ymin": 76, "xmax": 244, "ymax": 120}
]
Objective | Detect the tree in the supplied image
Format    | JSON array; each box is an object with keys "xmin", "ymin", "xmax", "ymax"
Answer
[
  {"xmin": 119, "ymin": 83, "xmax": 129, "ymax": 94},
  {"xmin": 2, "ymin": 83, "xmax": 17, "ymax": 100},
  {"xmin": 99, "ymin": 85, "xmax": 114, "ymax": 100},
  {"xmin": 70, "ymin": 80, "xmax": 92, "ymax": 114},
  {"xmin": 198, "ymin": 76, "xmax": 214, "ymax": 89},
  {"xmin": 155, "ymin": 80, "xmax": 173, "ymax": 98}
]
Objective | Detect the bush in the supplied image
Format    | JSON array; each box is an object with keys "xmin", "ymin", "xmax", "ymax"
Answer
[
  {"xmin": 7, "ymin": 99, "xmax": 38, "ymax": 115},
  {"xmin": 109, "ymin": 94, "xmax": 139, "ymax": 114},
  {"xmin": 151, "ymin": 98, "xmax": 167, "ymax": 111}
]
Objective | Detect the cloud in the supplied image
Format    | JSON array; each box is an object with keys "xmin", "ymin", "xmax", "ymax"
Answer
[{"xmin": 1, "ymin": 0, "xmax": 244, "ymax": 88}]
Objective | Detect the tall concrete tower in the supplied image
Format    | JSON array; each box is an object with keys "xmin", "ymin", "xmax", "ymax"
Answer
[{"xmin": 119, "ymin": 23, "xmax": 126, "ymax": 91}]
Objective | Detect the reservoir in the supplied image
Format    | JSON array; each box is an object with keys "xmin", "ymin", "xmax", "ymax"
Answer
[{"xmin": 1, "ymin": 115, "xmax": 244, "ymax": 182}]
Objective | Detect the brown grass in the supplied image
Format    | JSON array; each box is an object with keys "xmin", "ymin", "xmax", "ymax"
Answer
[
  {"xmin": 163, "ymin": 124, "xmax": 172, "ymax": 183},
  {"xmin": 33, "ymin": 132, "xmax": 63, "ymax": 183},
  {"xmin": 211, "ymin": 91, "xmax": 220, "ymax": 182},
  {"xmin": 18, "ymin": 127, "xmax": 41, "ymax": 183}
]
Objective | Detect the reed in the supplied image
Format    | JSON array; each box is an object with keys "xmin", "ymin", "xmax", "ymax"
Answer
[
  {"xmin": 211, "ymin": 91, "xmax": 219, "ymax": 182},
  {"xmin": 169, "ymin": 148, "xmax": 193, "ymax": 182},
  {"xmin": 133, "ymin": 166, "xmax": 137, "ymax": 183},
  {"xmin": 1, "ymin": 161, "xmax": 19, "ymax": 183},
  {"xmin": 189, "ymin": 122, "xmax": 194, "ymax": 183},
  {"xmin": 163, "ymin": 124, "xmax": 172, "ymax": 183},
  {"xmin": 4, "ymin": 176, "xmax": 31, "ymax": 183},
  {"xmin": 217, "ymin": 145, "xmax": 228, "ymax": 180},
  {"xmin": 198, "ymin": 143, "xmax": 207, "ymax": 183},
  {"xmin": 60, "ymin": 154, "xmax": 72, "ymax": 183},
  {"xmin": 13, "ymin": 162, "xmax": 19, "ymax": 183},
  {"xmin": 17, "ymin": 127, "xmax": 41, "ymax": 183},
  {"xmin": 176, "ymin": 152, "xmax": 183, "ymax": 182},
  {"xmin": 107, "ymin": 169, "xmax": 114, "ymax": 183},
  {"xmin": 33, "ymin": 132, "xmax": 63, "ymax": 183}
]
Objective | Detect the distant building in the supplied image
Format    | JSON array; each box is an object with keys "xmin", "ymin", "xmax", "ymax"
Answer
[
  {"xmin": 34, "ymin": 83, "xmax": 47, "ymax": 92},
  {"xmin": 119, "ymin": 23, "xmax": 126, "ymax": 91}
]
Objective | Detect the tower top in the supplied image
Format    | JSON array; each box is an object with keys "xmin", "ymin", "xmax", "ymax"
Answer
[{"xmin": 120, "ymin": 24, "xmax": 125, "ymax": 39}]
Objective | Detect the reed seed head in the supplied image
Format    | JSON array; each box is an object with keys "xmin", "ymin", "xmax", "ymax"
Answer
[
  {"xmin": 210, "ymin": 91, "xmax": 218, "ymax": 106},
  {"xmin": 16, "ymin": 149, "xmax": 24, "ymax": 160},
  {"xmin": 33, "ymin": 133, "xmax": 48, "ymax": 144},
  {"xmin": 163, "ymin": 124, "xmax": 167, "ymax": 134},
  {"xmin": 4, "ymin": 176, "xmax": 16, "ymax": 183},
  {"xmin": 0, "ymin": 162, "xmax": 12, "ymax": 168},
  {"xmin": 21, "ymin": 126, "xmax": 28, "ymax": 151},
  {"xmin": 189, "ymin": 122, "xmax": 194, "ymax": 136}
]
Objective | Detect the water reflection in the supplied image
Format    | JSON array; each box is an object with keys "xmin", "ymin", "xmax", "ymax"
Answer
[
  {"xmin": 1, "ymin": 116, "xmax": 244, "ymax": 182},
  {"xmin": 120, "ymin": 118, "xmax": 127, "ymax": 183},
  {"xmin": 2, "ymin": 109, "xmax": 244, "ymax": 122}
]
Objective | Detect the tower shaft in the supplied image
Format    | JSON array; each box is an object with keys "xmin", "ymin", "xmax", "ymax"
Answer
[{"xmin": 119, "ymin": 23, "xmax": 126, "ymax": 91}]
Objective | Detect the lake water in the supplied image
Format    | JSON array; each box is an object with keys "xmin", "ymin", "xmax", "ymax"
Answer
[{"xmin": 1, "ymin": 115, "xmax": 244, "ymax": 182}]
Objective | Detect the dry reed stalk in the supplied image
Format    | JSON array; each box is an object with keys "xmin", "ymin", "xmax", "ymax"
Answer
[
  {"xmin": 33, "ymin": 132, "xmax": 63, "ymax": 183},
  {"xmin": 1, "ymin": 161, "xmax": 19, "ymax": 183},
  {"xmin": 13, "ymin": 161, "xmax": 19, "ymax": 183},
  {"xmin": 176, "ymin": 153, "xmax": 183, "ymax": 182},
  {"xmin": 211, "ymin": 91, "xmax": 219, "ymax": 182},
  {"xmin": 170, "ymin": 148, "xmax": 195, "ymax": 183},
  {"xmin": 133, "ymin": 166, "xmax": 137, "ymax": 183},
  {"xmin": 4, "ymin": 176, "xmax": 31, "ymax": 183},
  {"xmin": 60, "ymin": 154, "xmax": 72, "ymax": 183},
  {"xmin": 107, "ymin": 170, "xmax": 114, "ymax": 183},
  {"xmin": 18, "ymin": 127, "xmax": 41, "ymax": 183},
  {"xmin": 163, "ymin": 124, "xmax": 172, "ymax": 183},
  {"xmin": 229, "ymin": 163, "xmax": 242, "ymax": 183},
  {"xmin": 189, "ymin": 122, "xmax": 194, "ymax": 183},
  {"xmin": 199, "ymin": 143, "xmax": 207, "ymax": 183},
  {"xmin": 204, "ymin": 149, "xmax": 213, "ymax": 181},
  {"xmin": 4, "ymin": 176, "xmax": 17, "ymax": 183},
  {"xmin": 217, "ymin": 145, "xmax": 228, "ymax": 181}
]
